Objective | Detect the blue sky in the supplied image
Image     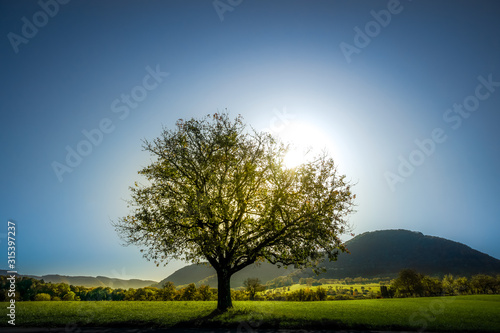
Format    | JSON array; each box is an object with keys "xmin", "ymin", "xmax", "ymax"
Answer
[{"xmin": 1, "ymin": 0, "xmax": 499, "ymax": 281}]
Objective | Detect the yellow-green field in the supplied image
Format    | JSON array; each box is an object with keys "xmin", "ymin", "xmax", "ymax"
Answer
[
  {"xmin": 2, "ymin": 295, "xmax": 500, "ymax": 331},
  {"xmin": 262, "ymin": 283, "xmax": 381, "ymax": 299},
  {"xmin": 268, "ymin": 282, "xmax": 381, "ymax": 292}
]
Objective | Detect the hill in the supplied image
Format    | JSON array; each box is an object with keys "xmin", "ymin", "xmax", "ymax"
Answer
[
  {"xmin": 156, "ymin": 261, "xmax": 296, "ymax": 289},
  {"xmin": 159, "ymin": 229, "xmax": 500, "ymax": 287},
  {"xmin": 305, "ymin": 229, "xmax": 500, "ymax": 279},
  {"xmin": 0, "ymin": 270, "xmax": 157, "ymax": 289}
]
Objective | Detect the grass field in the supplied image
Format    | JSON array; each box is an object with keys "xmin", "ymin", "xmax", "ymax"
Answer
[{"xmin": 2, "ymin": 295, "xmax": 500, "ymax": 331}]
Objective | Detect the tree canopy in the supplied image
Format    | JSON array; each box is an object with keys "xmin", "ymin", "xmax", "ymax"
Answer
[
  {"xmin": 243, "ymin": 277, "xmax": 266, "ymax": 300},
  {"xmin": 114, "ymin": 113, "xmax": 356, "ymax": 311}
]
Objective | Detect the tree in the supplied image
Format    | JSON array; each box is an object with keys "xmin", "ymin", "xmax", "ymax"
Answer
[
  {"xmin": 392, "ymin": 269, "xmax": 424, "ymax": 297},
  {"xmin": 111, "ymin": 288, "xmax": 126, "ymax": 301},
  {"xmin": 34, "ymin": 293, "xmax": 51, "ymax": 301},
  {"xmin": 454, "ymin": 277, "xmax": 470, "ymax": 295},
  {"xmin": 442, "ymin": 274, "xmax": 455, "ymax": 295},
  {"xmin": 197, "ymin": 284, "xmax": 213, "ymax": 301},
  {"xmin": 243, "ymin": 278, "xmax": 266, "ymax": 300},
  {"xmin": 380, "ymin": 285, "xmax": 392, "ymax": 298},
  {"xmin": 114, "ymin": 113, "xmax": 355, "ymax": 312},
  {"xmin": 471, "ymin": 274, "xmax": 496, "ymax": 294},
  {"xmin": 62, "ymin": 291, "xmax": 76, "ymax": 301},
  {"xmin": 315, "ymin": 286, "xmax": 327, "ymax": 300},
  {"xmin": 160, "ymin": 281, "xmax": 177, "ymax": 301},
  {"xmin": 181, "ymin": 283, "xmax": 198, "ymax": 300},
  {"xmin": 124, "ymin": 288, "xmax": 136, "ymax": 301},
  {"xmin": 421, "ymin": 275, "xmax": 442, "ymax": 296}
]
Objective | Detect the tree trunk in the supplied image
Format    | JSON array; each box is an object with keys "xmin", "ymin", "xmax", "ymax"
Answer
[{"xmin": 216, "ymin": 268, "xmax": 233, "ymax": 312}]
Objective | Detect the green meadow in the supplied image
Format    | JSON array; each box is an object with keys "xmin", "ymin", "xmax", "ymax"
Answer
[
  {"xmin": 2, "ymin": 295, "xmax": 500, "ymax": 331},
  {"xmin": 267, "ymin": 282, "xmax": 381, "ymax": 293}
]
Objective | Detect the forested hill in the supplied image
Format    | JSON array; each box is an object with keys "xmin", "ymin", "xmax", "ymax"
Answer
[
  {"xmin": 292, "ymin": 229, "xmax": 500, "ymax": 279},
  {"xmin": 158, "ymin": 229, "xmax": 500, "ymax": 287},
  {"xmin": 154, "ymin": 261, "xmax": 296, "ymax": 289}
]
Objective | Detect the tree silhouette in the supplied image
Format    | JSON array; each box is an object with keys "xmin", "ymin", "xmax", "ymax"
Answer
[
  {"xmin": 243, "ymin": 277, "xmax": 265, "ymax": 300},
  {"xmin": 114, "ymin": 113, "xmax": 355, "ymax": 312}
]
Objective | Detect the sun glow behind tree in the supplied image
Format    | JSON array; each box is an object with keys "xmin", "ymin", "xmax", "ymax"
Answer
[
  {"xmin": 277, "ymin": 121, "xmax": 339, "ymax": 170},
  {"xmin": 114, "ymin": 113, "xmax": 356, "ymax": 312}
]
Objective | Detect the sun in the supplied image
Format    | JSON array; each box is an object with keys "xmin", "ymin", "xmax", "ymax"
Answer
[{"xmin": 277, "ymin": 121, "xmax": 334, "ymax": 169}]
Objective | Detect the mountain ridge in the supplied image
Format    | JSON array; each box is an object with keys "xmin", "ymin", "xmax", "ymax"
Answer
[
  {"xmin": 158, "ymin": 229, "xmax": 500, "ymax": 288},
  {"xmin": 0, "ymin": 271, "xmax": 157, "ymax": 289}
]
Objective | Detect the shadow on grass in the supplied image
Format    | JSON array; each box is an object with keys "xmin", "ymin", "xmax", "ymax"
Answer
[
  {"xmin": 171, "ymin": 309, "xmax": 433, "ymax": 332},
  {"xmin": 169, "ymin": 308, "xmax": 372, "ymax": 331},
  {"xmin": 171, "ymin": 308, "xmax": 254, "ymax": 329}
]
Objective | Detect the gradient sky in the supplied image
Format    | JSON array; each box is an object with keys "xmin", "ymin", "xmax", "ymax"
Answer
[{"xmin": 1, "ymin": 0, "xmax": 499, "ymax": 282}]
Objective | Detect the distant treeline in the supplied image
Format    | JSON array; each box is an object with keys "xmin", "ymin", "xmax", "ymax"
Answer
[
  {"xmin": 265, "ymin": 275, "xmax": 391, "ymax": 289},
  {"xmin": 0, "ymin": 277, "xmax": 216, "ymax": 301},
  {"xmin": 1, "ymin": 270, "xmax": 499, "ymax": 301},
  {"xmin": 298, "ymin": 276, "xmax": 391, "ymax": 286},
  {"xmin": 383, "ymin": 269, "xmax": 500, "ymax": 298}
]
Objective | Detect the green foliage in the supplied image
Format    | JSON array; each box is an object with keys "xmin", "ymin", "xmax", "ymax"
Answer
[
  {"xmin": 111, "ymin": 288, "xmax": 126, "ymax": 301},
  {"xmin": 160, "ymin": 281, "xmax": 177, "ymax": 301},
  {"xmin": 0, "ymin": 275, "xmax": 221, "ymax": 302},
  {"xmin": 285, "ymin": 287, "xmax": 329, "ymax": 301},
  {"xmin": 380, "ymin": 285, "xmax": 391, "ymax": 298},
  {"xmin": 180, "ymin": 283, "xmax": 198, "ymax": 301},
  {"xmin": 115, "ymin": 114, "xmax": 354, "ymax": 267},
  {"xmin": 62, "ymin": 291, "xmax": 76, "ymax": 301},
  {"xmin": 387, "ymin": 269, "xmax": 500, "ymax": 299},
  {"xmin": 315, "ymin": 286, "xmax": 327, "ymax": 300},
  {"xmin": 3, "ymin": 271, "xmax": 499, "ymax": 304},
  {"xmin": 421, "ymin": 275, "xmax": 442, "ymax": 296},
  {"xmin": 34, "ymin": 293, "xmax": 51, "ymax": 301},
  {"xmin": 392, "ymin": 269, "xmax": 424, "ymax": 297},
  {"xmin": 471, "ymin": 274, "xmax": 498, "ymax": 294},
  {"xmin": 243, "ymin": 278, "xmax": 265, "ymax": 300},
  {"xmin": 266, "ymin": 275, "xmax": 293, "ymax": 289},
  {"xmin": 197, "ymin": 285, "xmax": 214, "ymax": 301},
  {"xmin": 114, "ymin": 113, "xmax": 355, "ymax": 311}
]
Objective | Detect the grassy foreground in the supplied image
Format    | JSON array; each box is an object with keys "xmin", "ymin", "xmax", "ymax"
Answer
[{"xmin": 2, "ymin": 295, "xmax": 500, "ymax": 331}]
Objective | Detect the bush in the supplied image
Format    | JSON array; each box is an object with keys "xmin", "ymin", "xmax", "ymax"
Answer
[
  {"xmin": 35, "ymin": 293, "xmax": 51, "ymax": 301},
  {"xmin": 180, "ymin": 283, "xmax": 198, "ymax": 301},
  {"xmin": 63, "ymin": 291, "xmax": 76, "ymax": 301},
  {"xmin": 334, "ymin": 294, "xmax": 353, "ymax": 300},
  {"xmin": 315, "ymin": 287, "xmax": 327, "ymax": 301}
]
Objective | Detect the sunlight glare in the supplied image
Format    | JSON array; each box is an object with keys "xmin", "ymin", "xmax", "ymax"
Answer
[{"xmin": 277, "ymin": 121, "xmax": 335, "ymax": 169}]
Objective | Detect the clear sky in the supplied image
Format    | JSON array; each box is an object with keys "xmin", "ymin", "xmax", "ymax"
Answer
[{"xmin": 1, "ymin": 0, "xmax": 499, "ymax": 282}]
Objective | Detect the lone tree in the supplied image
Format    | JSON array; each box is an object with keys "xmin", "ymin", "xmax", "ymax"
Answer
[
  {"xmin": 114, "ymin": 113, "xmax": 355, "ymax": 312},
  {"xmin": 243, "ymin": 277, "xmax": 266, "ymax": 300}
]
